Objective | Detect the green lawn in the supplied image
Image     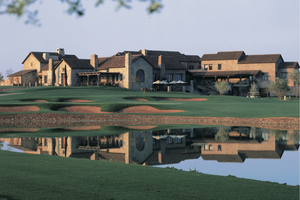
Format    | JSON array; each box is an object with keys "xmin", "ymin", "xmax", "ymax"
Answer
[
  {"xmin": 0, "ymin": 150, "xmax": 299, "ymax": 200},
  {"xmin": 0, "ymin": 86, "xmax": 299, "ymax": 118}
]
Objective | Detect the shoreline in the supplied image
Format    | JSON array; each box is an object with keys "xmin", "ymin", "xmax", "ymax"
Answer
[{"xmin": 0, "ymin": 113, "xmax": 299, "ymax": 130}]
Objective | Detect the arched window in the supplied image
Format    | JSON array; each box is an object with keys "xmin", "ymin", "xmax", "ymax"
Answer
[{"xmin": 136, "ymin": 69, "xmax": 145, "ymax": 82}]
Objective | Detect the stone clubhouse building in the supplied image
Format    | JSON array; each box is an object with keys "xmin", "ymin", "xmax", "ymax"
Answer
[{"xmin": 7, "ymin": 48, "xmax": 299, "ymax": 96}]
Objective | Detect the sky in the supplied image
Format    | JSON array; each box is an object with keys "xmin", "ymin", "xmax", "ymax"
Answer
[{"xmin": 0, "ymin": 0, "xmax": 299, "ymax": 77}]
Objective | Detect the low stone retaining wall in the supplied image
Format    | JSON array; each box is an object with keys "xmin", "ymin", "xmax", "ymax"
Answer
[{"xmin": 0, "ymin": 113, "xmax": 299, "ymax": 130}]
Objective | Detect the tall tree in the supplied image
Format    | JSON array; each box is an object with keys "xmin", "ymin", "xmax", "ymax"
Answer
[
  {"xmin": 288, "ymin": 69, "xmax": 300, "ymax": 97},
  {"xmin": 0, "ymin": 0, "xmax": 163, "ymax": 25},
  {"xmin": 215, "ymin": 128, "xmax": 229, "ymax": 142},
  {"xmin": 270, "ymin": 78, "xmax": 290, "ymax": 100},
  {"xmin": 0, "ymin": 72, "xmax": 4, "ymax": 82},
  {"xmin": 5, "ymin": 68, "xmax": 13, "ymax": 77},
  {"xmin": 214, "ymin": 80, "xmax": 230, "ymax": 96},
  {"xmin": 261, "ymin": 80, "xmax": 271, "ymax": 97}
]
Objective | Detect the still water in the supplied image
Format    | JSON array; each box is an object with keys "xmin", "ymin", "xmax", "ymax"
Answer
[{"xmin": 1, "ymin": 125, "xmax": 299, "ymax": 185}]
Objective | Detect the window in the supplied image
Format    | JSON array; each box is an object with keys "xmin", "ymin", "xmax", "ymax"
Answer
[
  {"xmin": 116, "ymin": 75, "xmax": 118, "ymax": 81},
  {"xmin": 175, "ymin": 74, "xmax": 182, "ymax": 81},
  {"xmin": 218, "ymin": 145, "xmax": 222, "ymax": 151},
  {"xmin": 198, "ymin": 66, "xmax": 202, "ymax": 70},
  {"xmin": 188, "ymin": 65, "xmax": 194, "ymax": 70},
  {"xmin": 44, "ymin": 138, "xmax": 47, "ymax": 146},
  {"xmin": 204, "ymin": 65, "xmax": 208, "ymax": 71},
  {"xmin": 153, "ymin": 73, "xmax": 157, "ymax": 81},
  {"xmin": 218, "ymin": 64, "xmax": 222, "ymax": 70},
  {"xmin": 176, "ymin": 137, "xmax": 182, "ymax": 144},
  {"xmin": 209, "ymin": 145, "xmax": 213, "ymax": 150},
  {"xmin": 281, "ymin": 72, "xmax": 288, "ymax": 80},
  {"xmin": 204, "ymin": 144, "xmax": 208, "ymax": 150},
  {"xmin": 44, "ymin": 76, "xmax": 47, "ymax": 83},
  {"xmin": 166, "ymin": 74, "xmax": 173, "ymax": 82},
  {"xmin": 167, "ymin": 136, "xmax": 173, "ymax": 144},
  {"xmin": 209, "ymin": 64, "xmax": 212, "ymax": 70},
  {"xmin": 136, "ymin": 69, "xmax": 145, "ymax": 82}
]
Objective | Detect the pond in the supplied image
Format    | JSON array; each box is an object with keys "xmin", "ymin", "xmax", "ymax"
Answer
[{"xmin": 0, "ymin": 125, "xmax": 299, "ymax": 185}]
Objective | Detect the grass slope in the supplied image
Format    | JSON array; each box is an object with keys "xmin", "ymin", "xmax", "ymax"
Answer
[
  {"xmin": 0, "ymin": 86, "xmax": 299, "ymax": 118},
  {"xmin": 0, "ymin": 150, "xmax": 299, "ymax": 200}
]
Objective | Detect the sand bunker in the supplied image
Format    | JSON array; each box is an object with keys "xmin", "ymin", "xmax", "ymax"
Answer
[
  {"xmin": 64, "ymin": 126, "xmax": 101, "ymax": 131},
  {"xmin": 155, "ymin": 97, "xmax": 207, "ymax": 101},
  {"xmin": 118, "ymin": 106, "xmax": 184, "ymax": 113},
  {"xmin": 63, "ymin": 99, "xmax": 93, "ymax": 102},
  {"xmin": 58, "ymin": 106, "xmax": 109, "ymax": 113},
  {"xmin": 124, "ymin": 126, "xmax": 157, "ymax": 130},
  {"xmin": 0, "ymin": 106, "xmax": 39, "ymax": 113},
  {"xmin": 0, "ymin": 128, "xmax": 39, "ymax": 132}
]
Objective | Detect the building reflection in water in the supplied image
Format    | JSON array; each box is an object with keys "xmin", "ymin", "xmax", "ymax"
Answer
[{"xmin": 0, "ymin": 126, "xmax": 299, "ymax": 165}]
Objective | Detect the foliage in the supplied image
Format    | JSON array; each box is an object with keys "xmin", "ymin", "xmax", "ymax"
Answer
[
  {"xmin": 0, "ymin": 0, "xmax": 163, "ymax": 25},
  {"xmin": 130, "ymin": 74, "xmax": 140, "ymax": 90},
  {"xmin": 215, "ymin": 127, "xmax": 229, "ymax": 142},
  {"xmin": 270, "ymin": 78, "xmax": 290, "ymax": 100},
  {"xmin": 5, "ymin": 68, "xmax": 13, "ymax": 77},
  {"xmin": 288, "ymin": 69, "xmax": 300, "ymax": 97},
  {"xmin": 0, "ymin": 72, "xmax": 4, "ymax": 82},
  {"xmin": 288, "ymin": 130, "xmax": 300, "ymax": 144},
  {"xmin": 249, "ymin": 82, "xmax": 258, "ymax": 94},
  {"xmin": 214, "ymin": 80, "xmax": 230, "ymax": 95},
  {"xmin": 261, "ymin": 80, "xmax": 271, "ymax": 97}
]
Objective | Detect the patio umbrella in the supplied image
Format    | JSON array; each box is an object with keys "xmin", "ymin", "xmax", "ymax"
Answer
[
  {"xmin": 169, "ymin": 80, "xmax": 177, "ymax": 84},
  {"xmin": 153, "ymin": 80, "xmax": 168, "ymax": 84},
  {"xmin": 176, "ymin": 80, "xmax": 186, "ymax": 84},
  {"xmin": 153, "ymin": 135, "xmax": 168, "ymax": 140}
]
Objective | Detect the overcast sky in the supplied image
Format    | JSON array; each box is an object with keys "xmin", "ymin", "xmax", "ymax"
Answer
[{"xmin": 0, "ymin": 0, "xmax": 299, "ymax": 76}]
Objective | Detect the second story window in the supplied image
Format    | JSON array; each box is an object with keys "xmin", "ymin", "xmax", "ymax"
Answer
[
  {"xmin": 204, "ymin": 65, "xmax": 208, "ymax": 70},
  {"xmin": 209, "ymin": 65, "xmax": 212, "ymax": 70},
  {"xmin": 175, "ymin": 74, "xmax": 182, "ymax": 81},
  {"xmin": 188, "ymin": 65, "xmax": 194, "ymax": 70},
  {"xmin": 166, "ymin": 74, "xmax": 173, "ymax": 82},
  {"xmin": 218, "ymin": 64, "xmax": 222, "ymax": 70}
]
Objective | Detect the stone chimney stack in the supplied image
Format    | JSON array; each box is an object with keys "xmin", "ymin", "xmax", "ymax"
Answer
[
  {"xmin": 43, "ymin": 53, "xmax": 49, "ymax": 61},
  {"xmin": 158, "ymin": 55, "xmax": 166, "ymax": 80},
  {"xmin": 141, "ymin": 49, "xmax": 148, "ymax": 56},
  {"xmin": 56, "ymin": 48, "xmax": 65, "ymax": 57},
  {"xmin": 49, "ymin": 58, "xmax": 53, "ymax": 86},
  {"xmin": 125, "ymin": 52, "xmax": 132, "ymax": 89},
  {"xmin": 90, "ymin": 54, "xmax": 98, "ymax": 71}
]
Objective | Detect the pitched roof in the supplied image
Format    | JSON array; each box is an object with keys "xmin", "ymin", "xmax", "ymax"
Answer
[
  {"xmin": 201, "ymin": 51, "xmax": 245, "ymax": 61},
  {"xmin": 58, "ymin": 58, "xmax": 94, "ymax": 69},
  {"xmin": 7, "ymin": 69, "xmax": 37, "ymax": 77},
  {"xmin": 278, "ymin": 62, "xmax": 299, "ymax": 69},
  {"xmin": 96, "ymin": 55, "xmax": 153, "ymax": 70},
  {"xmin": 142, "ymin": 50, "xmax": 190, "ymax": 61},
  {"xmin": 144, "ymin": 55, "xmax": 187, "ymax": 70},
  {"xmin": 201, "ymin": 154, "xmax": 245, "ymax": 163},
  {"xmin": 185, "ymin": 55, "xmax": 201, "ymax": 62},
  {"xmin": 41, "ymin": 61, "xmax": 60, "ymax": 71},
  {"xmin": 238, "ymin": 54, "xmax": 282, "ymax": 64},
  {"xmin": 191, "ymin": 70, "xmax": 261, "ymax": 77},
  {"xmin": 22, "ymin": 52, "xmax": 78, "ymax": 64}
]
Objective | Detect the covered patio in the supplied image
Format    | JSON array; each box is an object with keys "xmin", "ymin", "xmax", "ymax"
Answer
[{"xmin": 78, "ymin": 72, "xmax": 121, "ymax": 86}]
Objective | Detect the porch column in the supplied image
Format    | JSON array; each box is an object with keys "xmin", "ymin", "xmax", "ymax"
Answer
[
  {"xmin": 97, "ymin": 74, "xmax": 99, "ymax": 86},
  {"xmin": 106, "ymin": 74, "xmax": 109, "ymax": 84},
  {"xmin": 87, "ymin": 75, "xmax": 90, "ymax": 86},
  {"xmin": 227, "ymin": 76, "xmax": 230, "ymax": 82},
  {"xmin": 87, "ymin": 136, "xmax": 90, "ymax": 147}
]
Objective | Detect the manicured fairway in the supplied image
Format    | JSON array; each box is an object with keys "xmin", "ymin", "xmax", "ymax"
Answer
[
  {"xmin": 0, "ymin": 150, "xmax": 299, "ymax": 200},
  {"xmin": 0, "ymin": 86, "xmax": 298, "ymax": 118}
]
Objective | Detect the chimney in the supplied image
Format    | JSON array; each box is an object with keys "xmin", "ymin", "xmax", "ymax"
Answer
[
  {"xmin": 125, "ymin": 52, "xmax": 132, "ymax": 68},
  {"xmin": 158, "ymin": 55, "xmax": 166, "ymax": 80},
  {"xmin": 56, "ymin": 48, "xmax": 65, "ymax": 57},
  {"xmin": 48, "ymin": 58, "xmax": 53, "ymax": 86},
  {"xmin": 141, "ymin": 49, "xmax": 148, "ymax": 56},
  {"xmin": 90, "ymin": 54, "xmax": 98, "ymax": 71},
  {"xmin": 43, "ymin": 53, "xmax": 49, "ymax": 61}
]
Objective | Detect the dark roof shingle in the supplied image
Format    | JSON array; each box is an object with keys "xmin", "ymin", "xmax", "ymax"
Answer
[
  {"xmin": 278, "ymin": 62, "xmax": 299, "ymax": 69},
  {"xmin": 201, "ymin": 51, "xmax": 245, "ymax": 61},
  {"xmin": 7, "ymin": 69, "xmax": 37, "ymax": 77},
  {"xmin": 22, "ymin": 52, "xmax": 78, "ymax": 64},
  {"xmin": 238, "ymin": 54, "xmax": 282, "ymax": 64}
]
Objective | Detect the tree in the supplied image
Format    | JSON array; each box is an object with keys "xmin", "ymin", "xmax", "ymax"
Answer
[
  {"xmin": 270, "ymin": 77, "xmax": 290, "ymax": 100},
  {"xmin": 0, "ymin": 0, "xmax": 163, "ymax": 25},
  {"xmin": 130, "ymin": 74, "xmax": 140, "ymax": 90},
  {"xmin": 0, "ymin": 72, "xmax": 4, "ymax": 82},
  {"xmin": 261, "ymin": 80, "xmax": 271, "ymax": 97},
  {"xmin": 288, "ymin": 69, "xmax": 300, "ymax": 97},
  {"xmin": 249, "ymin": 82, "xmax": 258, "ymax": 94},
  {"xmin": 215, "ymin": 128, "xmax": 229, "ymax": 142},
  {"xmin": 5, "ymin": 68, "xmax": 13, "ymax": 77},
  {"xmin": 214, "ymin": 80, "xmax": 230, "ymax": 96}
]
